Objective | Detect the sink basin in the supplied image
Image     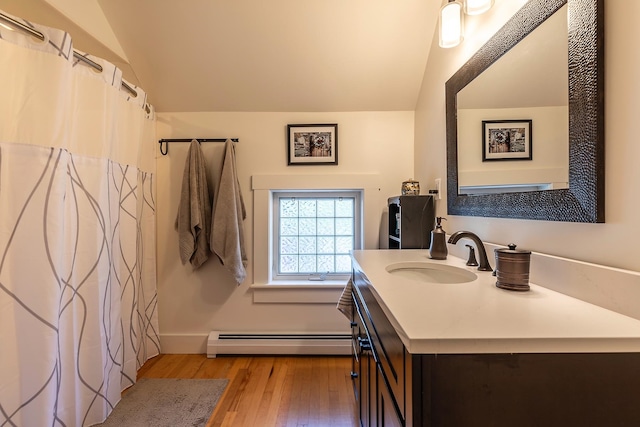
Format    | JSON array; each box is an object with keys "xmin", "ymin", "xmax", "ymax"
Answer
[{"xmin": 385, "ymin": 261, "xmax": 477, "ymax": 284}]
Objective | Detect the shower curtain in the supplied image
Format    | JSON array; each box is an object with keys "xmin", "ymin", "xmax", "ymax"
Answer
[{"xmin": 0, "ymin": 11, "xmax": 159, "ymax": 427}]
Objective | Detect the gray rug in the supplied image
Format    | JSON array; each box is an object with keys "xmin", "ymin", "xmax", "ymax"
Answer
[{"xmin": 95, "ymin": 378, "xmax": 228, "ymax": 427}]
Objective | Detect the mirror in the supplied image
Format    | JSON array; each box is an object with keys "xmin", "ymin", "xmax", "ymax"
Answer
[
  {"xmin": 446, "ymin": 0, "xmax": 604, "ymax": 222},
  {"xmin": 457, "ymin": 5, "xmax": 568, "ymax": 195}
]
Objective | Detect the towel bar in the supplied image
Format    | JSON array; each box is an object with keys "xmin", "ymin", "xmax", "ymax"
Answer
[{"xmin": 158, "ymin": 138, "xmax": 239, "ymax": 155}]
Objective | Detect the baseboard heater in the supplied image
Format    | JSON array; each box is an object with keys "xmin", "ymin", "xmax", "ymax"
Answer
[{"xmin": 207, "ymin": 331, "xmax": 351, "ymax": 358}]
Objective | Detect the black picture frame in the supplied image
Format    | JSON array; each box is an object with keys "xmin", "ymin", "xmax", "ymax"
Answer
[
  {"xmin": 287, "ymin": 124, "xmax": 338, "ymax": 165},
  {"xmin": 482, "ymin": 119, "xmax": 532, "ymax": 161}
]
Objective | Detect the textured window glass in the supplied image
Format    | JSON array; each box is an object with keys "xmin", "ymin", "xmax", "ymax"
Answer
[
  {"xmin": 336, "ymin": 236, "xmax": 352, "ymax": 253},
  {"xmin": 299, "ymin": 255, "xmax": 317, "ymax": 272},
  {"xmin": 275, "ymin": 194, "xmax": 358, "ymax": 277},
  {"xmin": 299, "ymin": 218, "xmax": 317, "ymax": 235},
  {"xmin": 318, "ymin": 255, "xmax": 335, "ymax": 272},
  {"xmin": 336, "ymin": 255, "xmax": 352, "ymax": 272},
  {"xmin": 335, "ymin": 218, "xmax": 353, "ymax": 235},
  {"xmin": 316, "ymin": 200, "xmax": 335, "ymax": 217},
  {"xmin": 336, "ymin": 198, "xmax": 353, "ymax": 217},
  {"xmin": 298, "ymin": 200, "xmax": 317, "ymax": 217},
  {"xmin": 280, "ymin": 218, "xmax": 298, "ymax": 236},
  {"xmin": 280, "ymin": 236, "xmax": 298, "ymax": 254},
  {"xmin": 280, "ymin": 255, "xmax": 298, "ymax": 273},
  {"xmin": 318, "ymin": 237, "xmax": 335, "ymax": 254},
  {"xmin": 280, "ymin": 199, "xmax": 298, "ymax": 218},
  {"xmin": 317, "ymin": 218, "xmax": 335, "ymax": 235},
  {"xmin": 299, "ymin": 236, "xmax": 316, "ymax": 254}
]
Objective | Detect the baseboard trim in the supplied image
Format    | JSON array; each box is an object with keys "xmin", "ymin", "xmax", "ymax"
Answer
[
  {"xmin": 160, "ymin": 334, "xmax": 209, "ymax": 354},
  {"xmin": 207, "ymin": 331, "xmax": 352, "ymax": 358},
  {"xmin": 159, "ymin": 332, "xmax": 354, "ymax": 356}
]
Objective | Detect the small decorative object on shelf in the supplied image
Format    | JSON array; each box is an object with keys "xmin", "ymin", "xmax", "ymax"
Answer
[{"xmin": 401, "ymin": 179, "xmax": 420, "ymax": 195}]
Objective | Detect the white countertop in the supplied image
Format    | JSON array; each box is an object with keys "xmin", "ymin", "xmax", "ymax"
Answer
[{"xmin": 351, "ymin": 249, "xmax": 640, "ymax": 354}]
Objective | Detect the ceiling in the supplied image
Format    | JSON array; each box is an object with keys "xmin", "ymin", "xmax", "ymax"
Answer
[
  {"xmin": 457, "ymin": 4, "xmax": 567, "ymax": 110},
  {"xmin": 0, "ymin": 0, "xmax": 440, "ymax": 112}
]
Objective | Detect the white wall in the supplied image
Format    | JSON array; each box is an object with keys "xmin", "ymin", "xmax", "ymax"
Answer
[
  {"xmin": 458, "ymin": 106, "xmax": 568, "ymax": 188},
  {"xmin": 415, "ymin": 0, "xmax": 640, "ymax": 272},
  {"xmin": 156, "ymin": 112, "xmax": 414, "ymax": 351}
]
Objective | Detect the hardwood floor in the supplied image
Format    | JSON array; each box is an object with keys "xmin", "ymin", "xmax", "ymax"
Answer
[{"xmin": 136, "ymin": 354, "xmax": 359, "ymax": 427}]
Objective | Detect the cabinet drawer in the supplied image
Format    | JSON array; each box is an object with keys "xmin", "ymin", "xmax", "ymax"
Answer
[{"xmin": 353, "ymin": 268, "xmax": 406, "ymax": 420}]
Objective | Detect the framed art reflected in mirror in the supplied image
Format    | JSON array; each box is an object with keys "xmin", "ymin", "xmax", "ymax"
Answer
[{"xmin": 482, "ymin": 120, "xmax": 532, "ymax": 162}]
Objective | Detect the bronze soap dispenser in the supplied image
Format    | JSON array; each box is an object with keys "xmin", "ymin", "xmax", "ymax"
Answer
[{"xmin": 429, "ymin": 217, "xmax": 448, "ymax": 260}]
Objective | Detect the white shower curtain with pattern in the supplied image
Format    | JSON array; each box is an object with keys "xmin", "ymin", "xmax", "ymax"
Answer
[{"xmin": 0, "ymin": 11, "xmax": 159, "ymax": 427}]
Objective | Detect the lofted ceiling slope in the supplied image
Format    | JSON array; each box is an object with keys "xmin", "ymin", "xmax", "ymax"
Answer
[{"xmin": 95, "ymin": 0, "xmax": 440, "ymax": 112}]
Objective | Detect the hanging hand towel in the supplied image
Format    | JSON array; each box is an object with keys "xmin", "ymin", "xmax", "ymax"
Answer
[
  {"xmin": 336, "ymin": 279, "xmax": 353, "ymax": 320},
  {"xmin": 211, "ymin": 139, "xmax": 247, "ymax": 284},
  {"xmin": 175, "ymin": 139, "xmax": 211, "ymax": 268}
]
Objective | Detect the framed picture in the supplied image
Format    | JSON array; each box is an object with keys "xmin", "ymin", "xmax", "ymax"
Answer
[
  {"xmin": 482, "ymin": 120, "xmax": 532, "ymax": 161},
  {"xmin": 287, "ymin": 124, "xmax": 338, "ymax": 165}
]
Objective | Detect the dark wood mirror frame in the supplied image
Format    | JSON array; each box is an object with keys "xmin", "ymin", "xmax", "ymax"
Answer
[{"xmin": 446, "ymin": 0, "xmax": 604, "ymax": 222}]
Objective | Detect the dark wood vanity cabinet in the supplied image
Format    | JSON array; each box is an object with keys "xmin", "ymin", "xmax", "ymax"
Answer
[
  {"xmin": 351, "ymin": 266, "xmax": 640, "ymax": 427},
  {"xmin": 351, "ymin": 299, "xmax": 375, "ymax": 426},
  {"xmin": 351, "ymin": 268, "xmax": 405, "ymax": 426}
]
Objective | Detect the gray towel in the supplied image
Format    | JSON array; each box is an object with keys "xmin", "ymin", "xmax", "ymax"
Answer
[
  {"xmin": 211, "ymin": 139, "xmax": 247, "ymax": 284},
  {"xmin": 175, "ymin": 140, "xmax": 211, "ymax": 268},
  {"xmin": 337, "ymin": 279, "xmax": 353, "ymax": 320}
]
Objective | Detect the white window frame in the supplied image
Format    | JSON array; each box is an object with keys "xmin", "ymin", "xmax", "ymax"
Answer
[
  {"xmin": 251, "ymin": 174, "xmax": 380, "ymax": 303},
  {"xmin": 272, "ymin": 190, "xmax": 362, "ymax": 282}
]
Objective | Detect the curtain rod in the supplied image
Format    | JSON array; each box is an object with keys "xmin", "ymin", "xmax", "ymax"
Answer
[
  {"xmin": 158, "ymin": 138, "xmax": 239, "ymax": 156},
  {"xmin": 0, "ymin": 12, "xmax": 149, "ymax": 113}
]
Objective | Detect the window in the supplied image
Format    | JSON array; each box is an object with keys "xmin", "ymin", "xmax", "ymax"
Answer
[
  {"xmin": 273, "ymin": 191, "xmax": 362, "ymax": 281},
  {"xmin": 251, "ymin": 173, "xmax": 378, "ymax": 301}
]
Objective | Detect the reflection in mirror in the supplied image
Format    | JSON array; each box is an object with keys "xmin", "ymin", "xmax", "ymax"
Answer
[
  {"xmin": 445, "ymin": 0, "xmax": 604, "ymax": 222},
  {"xmin": 457, "ymin": 5, "xmax": 568, "ymax": 196}
]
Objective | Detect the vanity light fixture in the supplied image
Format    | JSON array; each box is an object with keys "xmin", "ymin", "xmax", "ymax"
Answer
[
  {"xmin": 439, "ymin": 0, "xmax": 495, "ymax": 48},
  {"xmin": 464, "ymin": 0, "xmax": 494, "ymax": 16},
  {"xmin": 439, "ymin": 0, "xmax": 464, "ymax": 48}
]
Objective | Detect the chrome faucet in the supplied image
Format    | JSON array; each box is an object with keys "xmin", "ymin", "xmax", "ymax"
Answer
[{"xmin": 447, "ymin": 231, "xmax": 493, "ymax": 271}]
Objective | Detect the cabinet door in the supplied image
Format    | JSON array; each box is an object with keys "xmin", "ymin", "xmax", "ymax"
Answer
[
  {"xmin": 365, "ymin": 346, "xmax": 376, "ymax": 426},
  {"xmin": 378, "ymin": 365, "xmax": 403, "ymax": 427},
  {"xmin": 355, "ymin": 339, "xmax": 376, "ymax": 427},
  {"xmin": 351, "ymin": 318, "xmax": 361, "ymax": 406},
  {"xmin": 353, "ymin": 301, "xmax": 372, "ymax": 426},
  {"xmin": 353, "ymin": 270, "xmax": 406, "ymax": 419}
]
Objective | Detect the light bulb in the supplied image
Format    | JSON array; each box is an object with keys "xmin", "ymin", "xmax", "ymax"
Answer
[{"xmin": 439, "ymin": 1, "xmax": 464, "ymax": 48}]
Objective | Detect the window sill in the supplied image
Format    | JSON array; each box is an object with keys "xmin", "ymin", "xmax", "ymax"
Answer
[{"xmin": 250, "ymin": 281, "xmax": 348, "ymax": 304}]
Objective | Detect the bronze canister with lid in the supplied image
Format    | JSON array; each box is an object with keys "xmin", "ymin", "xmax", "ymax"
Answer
[{"xmin": 494, "ymin": 244, "xmax": 531, "ymax": 291}]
